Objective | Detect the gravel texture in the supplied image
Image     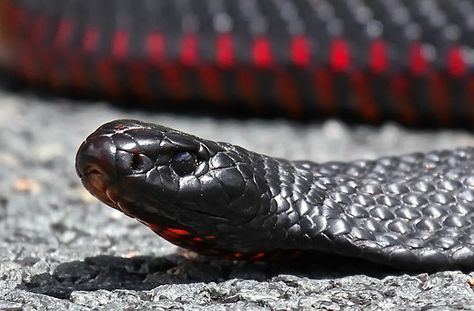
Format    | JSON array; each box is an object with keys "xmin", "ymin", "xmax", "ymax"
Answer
[{"xmin": 1, "ymin": 89, "xmax": 474, "ymax": 310}]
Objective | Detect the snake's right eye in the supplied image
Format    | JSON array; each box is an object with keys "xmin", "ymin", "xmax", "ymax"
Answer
[{"xmin": 171, "ymin": 151, "xmax": 198, "ymax": 176}]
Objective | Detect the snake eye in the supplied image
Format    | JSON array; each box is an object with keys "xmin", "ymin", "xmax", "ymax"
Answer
[{"xmin": 171, "ymin": 151, "xmax": 198, "ymax": 176}]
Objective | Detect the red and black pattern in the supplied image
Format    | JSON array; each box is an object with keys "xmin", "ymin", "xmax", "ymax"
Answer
[{"xmin": 1, "ymin": 0, "xmax": 474, "ymax": 125}]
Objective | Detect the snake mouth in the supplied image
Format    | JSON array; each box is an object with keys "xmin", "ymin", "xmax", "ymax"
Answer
[
  {"xmin": 177, "ymin": 202, "xmax": 229, "ymax": 221},
  {"xmin": 80, "ymin": 166, "xmax": 119, "ymax": 209}
]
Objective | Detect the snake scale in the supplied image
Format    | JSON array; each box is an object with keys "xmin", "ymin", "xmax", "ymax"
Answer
[{"xmin": 2, "ymin": 0, "xmax": 474, "ymax": 271}]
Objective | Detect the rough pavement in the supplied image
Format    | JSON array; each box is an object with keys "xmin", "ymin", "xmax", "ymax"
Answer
[{"xmin": 1, "ymin": 89, "xmax": 474, "ymax": 310}]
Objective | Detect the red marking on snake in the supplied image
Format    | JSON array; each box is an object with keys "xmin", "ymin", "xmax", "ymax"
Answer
[
  {"xmin": 166, "ymin": 228, "xmax": 190, "ymax": 236},
  {"xmin": 447, "ymin": 47, "xmax": 466, "ymax": 77},
  {"xmin": 14, "ymin": 9, "xmax": 38, "ymax": 80},
  {"xmin": 253, "ymin": 36, "xmax": 272, "ymax": 68},
  {"xmin": 5, "ymin": 3, "xmax": 24, "ymax": 30},
  {"xmin": 23, "ymin": 16, "xmax": 48, "ymax": 81},
  {"xmin": 391, "ymin": 75, "xmax": 416, "ymax": 124},
  {"xmin": 369, "ymin": 40, "xmax": 388, "ymax": 74},
  {"xmin": 291, "ymin": 35, "xmax": 311, "ymax": 67},
  {"xmin": 129, "ymin": 62, "xmax": 153, "ymax": 103},
  {"xmin": 146, "ymin": 32, "xmax": 165, "ymax": 64},
  {"xmin": 112, "ymin": 30, "xmax": 129, "ymax": 60},
  {"xmin": 231, "ymin": 252, "xmax": 243, "ymax": 259},
  {"xmin": 352, "ymin": 71, "xmax": 379, "ymax": 122},
  {"xmin": 236, "ymin": 68, "xmax": 261, "ymax": 112},
  {"xmin": 329, "ymin": 39, "xmax": 350, "ymax": 72},
  {"xmin": 97, "ymin": 60, "xmax": 121, "ymax": 98},
  {"xmin": 82, "ymin": 27, "xmax": 99, "ymax": 53},
  {"xmin": 70, "ymin": 56, "xmax": 88, "ymax": 92},
  {"xmin": 162, "ymin": 64, "xmax": 188, "ymax": 101},
  {"xmin": 314, "ymin": 68, "xmax": 336, "ymax": 115},
  {"xmin": 180, "ymin": 33, "xmax": 198, "ymax": 66},
  {"xmin": 409, "ymin": 43, "xmax": 428, "ymax": 76},
  {"xmin": 216, "ymin": 33, "xmax": 234, "ymax": 68},
  {"xmin": 104, "ymin": 30, "xmax": 130, "ymax": 97},
  {"xmin": 275, "ymin": 69, "xmax": 303, "ymax": 117},
  {"xmin": 47, "ymin": 19, "xmax": 72, "ymax": 89},
  {"xmin": 252, "ymin": 252, "xmax": 266, "ymax": 260},
  {"xmin": 146, "ymin": 33, "xmax": 186, "ymax": 101},
  {"xmin": 53, "ymin": 19, "xmax": 73, "ymax": 49},
  {"xmin": 199, "ymin": 66, "xmax": 225, "ymax": 104},
  {"xmin": 157, "ymin": 227, "xmax": 195, "ymax": 245},
  {"xmin": 30, "ymin": 16, "xmax": 47, "ymax": 45}
]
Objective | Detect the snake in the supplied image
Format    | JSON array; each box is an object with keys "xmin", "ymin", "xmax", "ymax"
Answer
[
  {"xmin": 2, "ymin": 0, "xmax": 474, "ymax": 125},
  {"xmin": 3, "ymin": 0, "xmax": 474, "ymax": 270},
  {"xmin": 76, "ymin": 119, "xmax": 474, "ymax": 271}
]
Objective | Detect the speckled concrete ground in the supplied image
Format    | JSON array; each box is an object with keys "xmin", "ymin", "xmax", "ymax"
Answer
[{"xmin": 1, "ymin": 89, "xmax": 474, "ymax": 310}]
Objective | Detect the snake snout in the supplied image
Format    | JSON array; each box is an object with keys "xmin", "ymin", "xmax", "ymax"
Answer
[{"xmin": 75, "ymin": 135, "xmax": 119, "ymax": 207}]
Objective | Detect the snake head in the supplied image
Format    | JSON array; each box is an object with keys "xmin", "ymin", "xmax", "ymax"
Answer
[{"xmin": 76, "ymin": 119, "xmax": 269, "ymax": 254}]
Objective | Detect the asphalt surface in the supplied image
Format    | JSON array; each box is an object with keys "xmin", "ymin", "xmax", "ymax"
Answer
[{"xmin": 1, "ymin": 89, "xmax": 474, "ymax": 310}]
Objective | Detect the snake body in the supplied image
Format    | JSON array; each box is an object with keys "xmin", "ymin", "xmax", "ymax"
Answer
[
  {"xmin": 2, "ymin": 0, "xmax": 474, "ymax": 125},
  {"xmin": 4, "ymin": 0, "xmax": 474, "ymax": 271},
  {"xmin": 76, "ymin": 120, "xmax": 474, "ymax": 271}
]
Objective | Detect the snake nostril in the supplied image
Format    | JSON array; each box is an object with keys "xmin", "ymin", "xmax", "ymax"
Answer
[
  {"xmin": 131, "ymin": 153, "xmax": 140, "ymax": 170},
  {"xmin": 131, "ymin": 152, "xmax": 149, "ymax": 172},
  {"xmin": 116, "ymin": 150, "xmax": 153, "ymax": 174}
]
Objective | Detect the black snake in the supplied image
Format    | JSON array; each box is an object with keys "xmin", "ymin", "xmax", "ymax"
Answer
[
  {"xmin": 76, "ymin": 119, "xmax": 474, "ymax": 271},
  {"xmin": 2, "ymin": 0, "xmax": 474, "ymax": 271},
  {"xmin": 2, "ymin": 0, "xmax": 474, "ymax": 125}
]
